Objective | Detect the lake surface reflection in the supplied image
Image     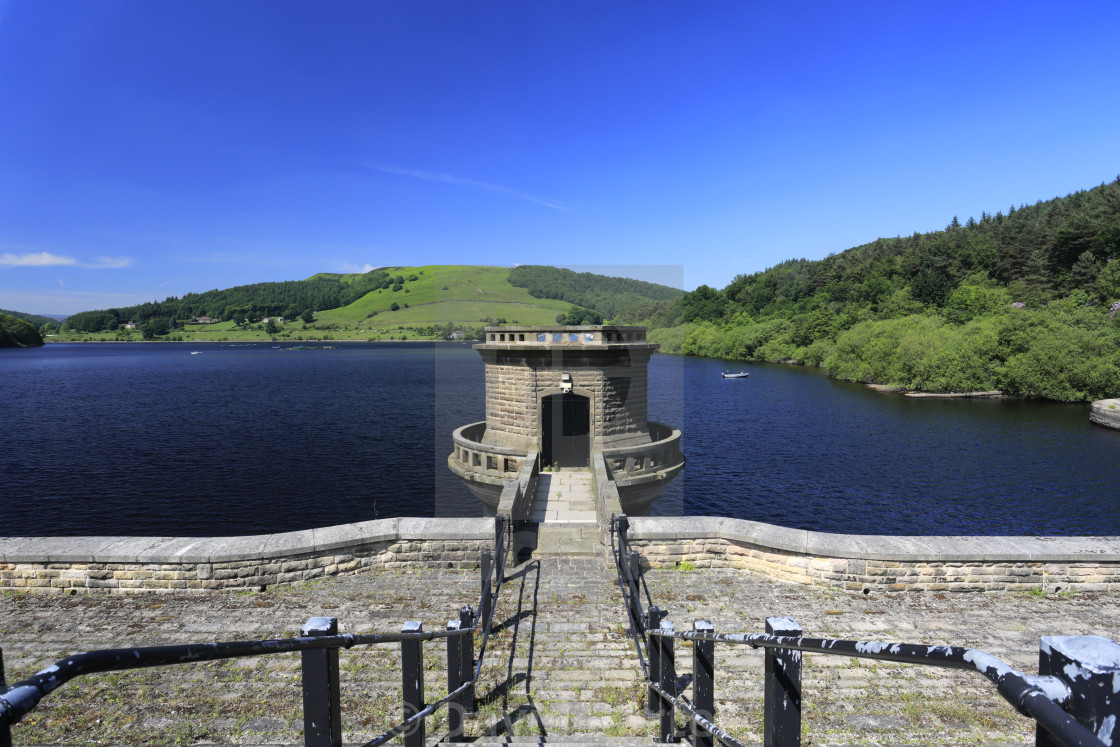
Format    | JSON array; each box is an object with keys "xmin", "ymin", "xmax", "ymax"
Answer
[{"xmin": 1, "ymin": 342, "xmax": 1117, "ymax": 536}]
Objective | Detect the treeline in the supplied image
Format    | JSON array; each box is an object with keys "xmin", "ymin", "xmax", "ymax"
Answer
[
  {"xmin": 62, "ymin": 269, "xmax": 427, "ymax": 334},
  {"xmin": 508, "ymin": 265, "xmax": 683, "ymax": 320},
  {"xmin": 646, "ymin": 178, "xmax": 1120, "ymax": 402},
  {"xmin": 0, "ymin": 312, "xmax": 44, "ymax": 348},
  {"xmin": 0, "ymin": 308, "xmax": 61, "ymax": 331}
]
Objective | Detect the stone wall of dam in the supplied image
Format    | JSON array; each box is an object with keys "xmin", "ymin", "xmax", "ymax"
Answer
[
  {"xmin": 0, "ymin": 518, "xmax": 494, "ymax": 594},
  {"xmin": 624, "ymin": 517, "xmax": 1120, "ymax": 593},
  {"xmin": 5, "ymin": 515, "xmax": 1120, "ymax": 594},
  {"xmin": 1090, "ymin": 398, "xmax": 1120, "ymax": 430}
]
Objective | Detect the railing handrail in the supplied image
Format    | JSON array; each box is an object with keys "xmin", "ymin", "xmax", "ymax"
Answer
[
  {"xmin": 0, "ymin": 626, "xmax": 469, "ymax": 726},
  {"xmin": 3, "ymin": 515, "xmax": 514, "ymax": 747},
  {"xmin": 609, "ymin": 514, "xmax": 651, "ymax": 679},
  {"xmin": 473, "ymin": 514, "xmax": 509, "ymax": 683}
]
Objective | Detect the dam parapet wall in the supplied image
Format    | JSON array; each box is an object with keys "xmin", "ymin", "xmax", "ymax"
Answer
[
  {"xmin": 5, "ymin": 515, "xmax": 1120, "ymax": 594},
  {"xmin": 624, "ymin": 516, "xmax": 1120, "ymax": 592},
  {"xmin": 0, "ymin": 518, "xmax": 494, "ymax": 594}
]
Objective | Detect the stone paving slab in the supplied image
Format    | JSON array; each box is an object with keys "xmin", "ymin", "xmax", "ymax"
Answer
[
  {"xmin": 531, "ymin": 473, "xmax": 597, "ymax": 527},
  {"xmin": 2, "ymin": 554, "xmax": 1119, "ymax": 745}
]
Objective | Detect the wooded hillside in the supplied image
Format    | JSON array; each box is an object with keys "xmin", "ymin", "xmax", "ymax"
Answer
[
  {"xmin": 645, "ymin": 178, "xmax": 1120, "ymax": 402},
  {"xmin": 0, "ymin": 312, "xmax": 44, "ymax": 348},
  {"xmin": 508, "ymin": 265, "xmax": 683, "ymax": 320}
]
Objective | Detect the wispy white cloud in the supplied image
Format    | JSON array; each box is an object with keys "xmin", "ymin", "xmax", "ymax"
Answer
[
  {"xmin": 339, "ymin": 262, "xmax": 378, "ymax": 273},
  {"xmin": 366, "ymin": 162, "xmax": 570, "ymax": 211},
  {"xmin": 1, "ymin": 251, "xmax": 76, "ymax": 267},
  {"xmin": 0, "ymin": 251, "xmax": 132, "ymax": 269},
  {"xmin": 89, "ymin": 256, "xmax": 132, "ymax": 269}
]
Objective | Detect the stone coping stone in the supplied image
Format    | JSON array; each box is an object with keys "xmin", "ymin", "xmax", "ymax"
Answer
[
  {"xmin": 627, "ymin": 516, "xmax": 1120, "ymax": 562},
  {"xmin": 0, "ymin": 517, "xmax": 496, "ymax": 564}
]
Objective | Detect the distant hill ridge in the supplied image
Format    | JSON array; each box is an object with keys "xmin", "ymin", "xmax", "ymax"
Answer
[
  {"xmin": 0, "ymin": 308, "xmax": 64, "ymax": 327},
  {"xmin": 55, "ymin": 265, "xmax": 682, "ymax": 336}
]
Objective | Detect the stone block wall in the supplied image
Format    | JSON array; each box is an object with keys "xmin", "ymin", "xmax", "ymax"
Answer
[
  {"xmin": 625, "ymin": 516, "xmax": 1120, "ymax": 592},
  {"xmin": 481, "ymin": 358, "xmax": 652, "ymax": 450},
  {"xmin": 0, "ymin": 518, "xmax": 495, "ymax": 594},
  {"xmin": 483, "ymin": 364, "xmax": 537, "ymax": 447}
]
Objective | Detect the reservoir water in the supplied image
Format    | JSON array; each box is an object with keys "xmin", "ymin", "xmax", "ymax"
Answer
[{"xmin": 2, "ymin": 342, "xmax": 1118, "ymax": 536}]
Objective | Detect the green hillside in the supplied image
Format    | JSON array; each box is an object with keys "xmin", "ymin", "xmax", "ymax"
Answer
[
  {"xmin": 0, "ymin": 308, "xmax": 62, "ymax": 332},
  {"xmin": 0, "ymin": 312, "xmax": 45, "ymax": 348},
  {"xmin": 50, "ymin": 265, "xmax": 679, "ymax": 342},
  {"xmin": 315, "ymin": 266, "xmax": 574, "ymax": 332}
]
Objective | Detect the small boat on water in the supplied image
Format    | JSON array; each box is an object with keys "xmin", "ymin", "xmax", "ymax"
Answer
[
  {"xmin": 721, "ymin": 371, "xmax": 748, "ymax": 378},
  {"xmin": 190, "ymin": 351, "xmax": 201, "ymax": 355}
]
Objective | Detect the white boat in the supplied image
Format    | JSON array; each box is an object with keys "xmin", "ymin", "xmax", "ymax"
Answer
[
  {"xmin": 190, "ymin": 351, "xmax": 201, "ymax": 355},
  {"xmin": 721, "ymin": 371, "xmax": 748, "ymax": 378}
]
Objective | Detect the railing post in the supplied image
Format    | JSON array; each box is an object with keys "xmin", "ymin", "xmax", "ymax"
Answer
[
  {"xmin": 446, "ymin": 619, "xmax": 464, "ymax": 742},
  {"xmin": 692, "ymin": 621, "xmax": 715, "ymax": 747},
  {"xmin": 300, "ymin": 617, "xmax": 341, "ymax": 747},
  {"xmin": 480, "ymin": 549, "xmax": 493, "ymax": 631},
  {"xmin": 401, "ymin": 621, "xmax": 425, "ymax": 747},
  {"xmin": 659, "ymin": 620, "xmax": 677, "ymax": 743},
  {"xmin": 647, "ymin": 605, "xmax": 665, "ymax": 717},
  {"xmin": 764, "ymin": 617, "xmax": 802, "ymax": 747},
  {"xmin": 459, "ymin": 606, "xmax": 476, "ymax": 714},
  {"xmin": 628, "ymin": 550, "xmax": 643, "ymax": 633},
  {"xmin": 1036, "ymin": 635, "xmax": 1120, "ymax": 746},
  {"xmin": 629, "ymin": 550, "xmax": 641, "ymax": 585},
  {"xmin": 1, "ymin": 645, "xmax": 11, "ymax": 747}
]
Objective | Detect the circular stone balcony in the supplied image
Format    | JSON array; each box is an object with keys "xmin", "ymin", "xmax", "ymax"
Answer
[
  {"xmin": 448, "ymin": 422, "xmax": 531, "ymax": 509},
  {"xmin": 600, "ymin": 421, "xmax": 685, "ymax": 510},
  {"xmin": 450, "ymin": 420, "xmax": 683, "ymax": 513}
]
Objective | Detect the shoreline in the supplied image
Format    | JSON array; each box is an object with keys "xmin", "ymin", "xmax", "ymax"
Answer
[
  {"xmin": 41, "ymin": 337, "xmax": 470, "ymax": 344},
  {"xmin": 651, "ymin": 346, "xmax": 1094, "ymax": 404},
  {"xmin": 865, "ymin": 383, "xmax": 1007, "ymax": 399}
]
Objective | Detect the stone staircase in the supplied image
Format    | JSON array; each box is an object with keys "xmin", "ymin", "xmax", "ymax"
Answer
[{"xmin": 527, "ymin": 469, "xmax": 599, "ymax": 557}]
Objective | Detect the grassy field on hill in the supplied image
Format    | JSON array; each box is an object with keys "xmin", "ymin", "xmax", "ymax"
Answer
[{"xmin": 315, "ymin": 265, "xmax": 572, "ymax": 331}]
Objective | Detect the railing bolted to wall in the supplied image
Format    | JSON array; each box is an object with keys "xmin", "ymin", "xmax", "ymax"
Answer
[
  {"xmin": 0, "ymin": 516, "xmax": 510, "ymax": 747},
  {"xmin": 612, "ymin": 514, "xmax": 1120, "ymax": 747}
]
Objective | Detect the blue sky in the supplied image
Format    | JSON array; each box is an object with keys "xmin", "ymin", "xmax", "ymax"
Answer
[{"xmin": 1, "ymin": 1, "xmax": 1118, "ymax": 316}]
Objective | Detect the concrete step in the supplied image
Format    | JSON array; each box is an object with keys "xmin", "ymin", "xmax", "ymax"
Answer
[{"xmin": 534, "ymin": 523, "xmax": 601, "ymax": 556}]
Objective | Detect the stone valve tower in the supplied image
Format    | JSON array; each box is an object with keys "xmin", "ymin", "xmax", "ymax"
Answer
[{"xmin": 449, "ymin": 325, "xmax": 684, "ymax": 513}]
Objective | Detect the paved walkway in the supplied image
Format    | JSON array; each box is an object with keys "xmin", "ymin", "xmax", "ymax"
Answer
[
  {"xmin": 529, "ymin": 471, "xmax": 597, "ymax": 524},
  {"xmin": 529, "ymin": 470, "xmax": 599, "ymax": 557},
  {"xmin": 2, "ymin": 552, "xmax": 1119, "ymax": 745}
]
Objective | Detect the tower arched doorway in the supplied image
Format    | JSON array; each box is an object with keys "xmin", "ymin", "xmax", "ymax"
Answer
[{"xmin": 541, "ymin": 392, "xmax": 590, "ymax": 468}]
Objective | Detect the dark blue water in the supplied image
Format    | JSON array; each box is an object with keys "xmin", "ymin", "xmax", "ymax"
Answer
[{"xmin": 2, "ymin": 342, "xmax": 1118, "ymax": 536}]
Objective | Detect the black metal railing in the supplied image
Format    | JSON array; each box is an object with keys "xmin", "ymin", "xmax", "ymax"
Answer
[
  {"xmin": 611, "ymin": 513, "xmax": 654, "ymax": 678},
  {"xmin": 611, "ymin": 514, "xmax": 1120, "ymax": 747},
  {"xmin": 1, "ymin": 516, "xmax": 511, "ymax": 747}
]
